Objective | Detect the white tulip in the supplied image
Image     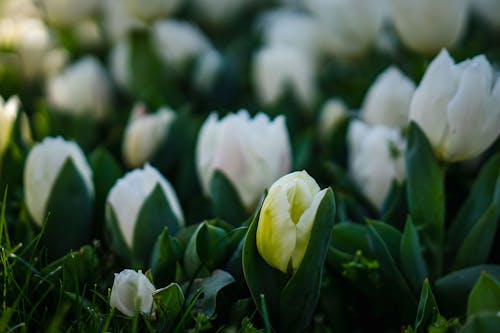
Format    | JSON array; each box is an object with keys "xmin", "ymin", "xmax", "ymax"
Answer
[
  {"xmin": 38, "ymin": 0, "xmax": 99, "ymax": 28},
  {"xmin": 106, "ymin": 164, "xmax": 184, "ymax": 249},
  {"xmin": 47, "ymin": 56, "xmax": 112, "ymax": 120},
  {"xmin": 24, "ymin": 137, "xmax": 94, "ymax": 226},
  {"xmin": 101, "ymin": 0, "xmax": 143, "ymax": 43},
  {"xmin": 253, "ymin": 45, "xmax": 316, "ymax": 108},
  {"xmin": 361, "ymin": 66, "xmax": 416, "ymax": 128},
  {"xmin": 110, "ymin": 269, "xmax": 156, "ymax": 317},
  {"xmin": 190, "ymin": 0, "xmax": 251, "ymax": 27},
  {"xmin": 123, "ymin": 0, "xmax": 182, "ymax": 22},
  {"xmin": 259, "ymin": 9, "xmax": 323, "ymax": 58},
  {"xmin": 109, "ymin": 39, "xmax": 131, "ymax": 90},
  {"xmin": 472, "ymin": 0, "xmax": 500, "ymax": 30},
  {"xmin": 122, "ymin": 105, "xmax": 176, "ymax": 168},
  {"xmin": 0, "ymin": 95, "xmax": 20, "ymax": 160},
  {"xmin": 409, "ymin": 50, "xmax": 500, "ymax": 162},
  {"xmin": 192, "ymin": 49, "xmax": 223, "ymax": 93},
  {"xmin": 390, "ymin": 0, "xmax": 469, "ymax": 54},
  {"xmin": 152, "ymin": 20, "xmax": 211, "ymax": 71},
  {"xmin": 318, "ymin": 98, "xmax": 348, "ymax": 142},
  {"xmin": 304, "ymin": 0, "xmax": 385, "ymax": 58},
  {"xmin": 196, "ymin": 110, "xmax": 292, "ymax": 211},
  {"xmin": 256, "ymin": 171, "xmax": 327, "ymax": 273},
  {"xmin": 348, "ymin": 121, "xmax": 406, "ymax": 210}
]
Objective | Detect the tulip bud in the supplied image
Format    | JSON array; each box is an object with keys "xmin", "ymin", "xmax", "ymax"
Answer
[
  {"xmin": 390, "ymin": 0, "xmax": 468, "ymax": 54},
  {"xmin": 106, "ymin": 164, "xmax": 184, "ymax": 262},
  {"xmin": 348, "ymin": 121, "xmax": 406, "ymax": 210},
  {"xmin": 0, "ymin": 95, "xmax": 20, "ymax": 161},
  {"xmin": 47, "ymin": 56, "xmax": 112, "ymax": 121},
  {"xmin": 102, "ymin": 0, "xmax": 143, "ymax": 43},
  {"xmin": 110, "ymin": 269, "xmax": 156, "ymax": 317},
  {"xmin": 253, "ymin": 45, "xmax": 316, "ymax": 108},
  {"xmin": 409, "ymin": 50, "xmax": 500, "ymax": 162},
  {"xmin": 472, "ymin": 0, "xmax": 500, "ymax": 30},
  {"xmin": 318, "ymin": 98, "xmax": 348, "ymax": 142},
  {"xmin": 196, "ymin": 110, "xmax": 291, "ymax": 211},
  {"xmin": 39, "ymin": 0, "xmax": 99, "ymax": 28},
  {"xmin": 24, "ymin": 137, "xmax": 94, "ymax": 227},
  {"xmin": 256, "ymin": 171, "xmax": 328, "ymax": 273},
  {"xmin": 122, "ymin": 105, "xmax": 176, "ymax": 168},
  {"xmin": 123, "ymin": 0, "xmax": 182, "ymax": 22},
  {"xmin": 152, "ymin": 20, "xmax": 211, "ymax": 71},
  {"xmin": 361, "ymin": 66, "xmax": 416, "ymax": 128}
]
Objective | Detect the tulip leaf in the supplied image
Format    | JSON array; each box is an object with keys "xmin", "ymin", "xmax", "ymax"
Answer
[
  {"xmin": 153, "ymin": 283, "xmax": 184, "ymax": 323},
  {"xmin": 44, "ymin": 158, "xmax": 93, "ymax": 260},
  {"xmin": 414, "ymin": 279, "xmax": 440, "ymax": 333},
  {"xmin": 452, "ymin": 197, "xmax": 500, "ymax": 270},
  {"xmin": 435, "ymin": 265, "xmax": 500, "ymax": 317},
  {"xmin": 459, "ymin": 313, "xmax": 500, "ymax": 333},
  {"xmin": 380, "ymin": 180, "xmax": 407, "ymax": 229},
  {"xmin": 400, "ymin": 216, "xmax": 429, "ymax": 294},
  {"xmin": 105, "ymin": 204, "xmax": 131, "ymax": 263},
  {"xmin": 242, "ymin": 203, "xmax": 289, "ymax": 330},
  {"xmin": 367, "ymin": 222, "xmax": 417, "ymax": 322},
  {"xmin": 151, "ymin": 227, "xmax": 181, "ymax": 287},
  {"xmin": 447, "ymin": 152, "xmax": 500, "ymax": 258},
  {"xmin": 280, "ymin": 188, "xmax": 336, "ymax": 333},
  {"xmin": 366, "ymin": 219, "xmax": 402, "ymax": 263},
  {"xmin": 198, "ymin": 269, "xmax": 235, "ymax": 317},
  {"xmin": 406, "ymin": 122, "xmax": 445, "ymax": 278},
  {"xmin": 330, "ymin": 223, "xmax": 372, "ymax": 257},
  {"xmin": 209, "ymin": 170, "xmax": 247, "ymax": 226},
  {"xmin": 132, "ymin": 184, "xmax": 181, "ymax": 268},
  {"xmin": 467, "ymin": 273, "xmax": 500, "ymax": 318},
  {"xmin": 196, "ymin": 222, "xmax": 229, "ymax": 271}
]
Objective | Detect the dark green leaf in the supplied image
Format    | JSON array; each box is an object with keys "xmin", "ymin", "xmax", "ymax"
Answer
[
  {"xmin": 415, "ymin": 280, "xmax": 440, "ymax": 332},
  {"xmin": 406, "ymin": 122, "xmax": 445, "ymax": 278},
  {"xmin": 467, "ymin": 273, "xmax": 500, "ymax": 318},
  {"xmin": 151, "ymin": 227, "xmax": 180, "ymax": 287},
  {"xmin": 196, "ymin": 223, "xmax": 229, "ymax": 271},
  {"xmin": 330, "ymin": 223, "xmax": 372, "ymax": 257},
  {"xmin": 105, "ymin": 204, "xmax": 131, "ymax": 263},
  {"xmin": 401, "ymin": 217, "xmax": 429, "ymax": 294},
  {"xmin": 209, "ymin": 170, "xmax": 247, "ymax": 226},
  {"xmin": 459, "ymin": 313, "xmax": 500, "ymax": 333},
  {"xmin": 198, "ymin": 269, "xmax": 235, "ymax": 317},
  {"xmin": 153, "ymin": 283, "xmax": 184, "ymax": 323},
  {"xmin": 367, "ymin": 219, "xmax": 402, "ymax": 262}
]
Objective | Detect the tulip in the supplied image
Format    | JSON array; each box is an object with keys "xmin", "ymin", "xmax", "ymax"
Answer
[
  {"xmin": 110, "ymin": 269, "xmax": 156, "ymax": 317},
  {"xmin": 123, "ymin": 0, "xmax": 182, "ymax": 22},
  {"xmin": 472, "ymin": 0, "xmax": 500, "ymax": 30},
  {"xmin": 361, "ymin": 66, "xmax": 416, "ymax": 128},
  {"xmin": 106, "ymin": 164, "xmax": 184, "ymax": 251},
  {"xmin": 256, "ymin": 171, "xmax": 328, "ymax": 273},
  {"xmin": 0, "ymin": 95, "xmax": 20, "ymax": 161},
  {"xmin": 317, "ymin": 98, "xmax": 348, "ymax": 142},
  {"xmin": 190, "ymin": 0, "xmax": 252, "ymax": 27},
  {"xmin": 192, "ymin": 49, "xmax": 223, "ymax": 93},
  {"xmin": 152, "ymin": 20, "xmax": 211, "ymax": 71},
  {"xmin": 38, "ymin": 0, "xmax": 99, "ymax": 28},
  {"xmin": 122, "ymin": 105, "xmax": 176, "ymax": 168},
  {"xmin": 253, "ymin": 45, "xmax": 316, "ymax": 108},
  {"xmin": 47, "ymin": 56, "xmax": 112, "ymax": 121},
  {"xmin": 409, "ymin": 50, "xmax": 500, "ymax": 162},
  {"xmin": 101, "ymin": 0, "xmax": 143, "ymax": 43},
  {"xmin": 348, "ymin": 121, "xmax": 406, "ymax": 210},
  {"xmin": 304, "ymin": 0, "xmax": 385, "ymax": 58},
  {"xmin": 390, "ymin": 0, "xmax": 468, "ymax": 54},
  {"xmin": 24, "ymin": 137, "xmax": 94, "ymax": 226},
  {"xmin": 196, "ymin": 110, "xmax": 291, "ymax": 211}
]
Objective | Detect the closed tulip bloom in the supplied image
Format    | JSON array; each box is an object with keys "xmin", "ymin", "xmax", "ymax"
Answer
[
  {"xmin": 123, "ymin": 0, "xmax": 182, "ymax": 22},
  {"xmin": 0, "ymin": 95, "xmax": 20, "ymax": 160},
  {"xmin": 122, "ymin": 105, "xmax": 176, "ymax": 168},
  {"xmin": 390, "ymin": 0, "xmax": 468, "ymax": 54},
  {"xmin": 256, "ymin": 171, "xmax": 328, "ymax": 274},
  {"xmin": 409, "ymin": 50, "xmax": 500, "ymax": 162},
  {"xmin": 24, "ymin": 137, "xmax": 94, "ymax": 226},
  {"xmin": 348, "ymin": 121, "xmax": 406, "ymax": 210},
  {"xmin": 318, "ymin": 98, "xmax": 348, "ymax": 142},
  {"xmin": 361, "ymin": 67, "xmax": 416, "ymax": 128},
  {"xmin": 110, "ymin": 269, "xmax": 155, "ymax": 317},
  {"xmin": 106, "ymin": 164, "xmax": 184, "ymax": 249},
  {"xmin": 39, "ymin": 0, "xmax": 99, "ymax": 28},
  {"xmin": 47, "ymin": 56, "xmax": 112, "ymax": 120},
  {"xmin": 196, "ymin": 110, "xmax": 291, "ymax": 211},
  {"xmin": 253, "ymin": 45, "xmax": 316, "ymax": 108}
]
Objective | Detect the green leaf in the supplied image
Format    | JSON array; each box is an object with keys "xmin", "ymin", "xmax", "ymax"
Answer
[
  {"xmin": 415, "ymin": 280, "xmax": 440, "ymax": 333},
  {"xmin": 330, "ymin": 223, "xmax": 372, "ymax": 257},
  {"xmin": 380, "ymin": 180, "xmax": 407, "ymax": 229},
  {"xmin": 459, "ymin": 313, "xmax": 500, "ymax": 333},
  {"xmin": 367, "ymin": 222, "xmax": 417, "ymax": 322},
  {"xmin": 105, "ymin": 204, "xmax": 131, "ymax": 263},
  {"xmin": 209, "ymin": 170, "xmax": 247, "ymax": 226},
  {"xmin": 447, "ymin": 152, "xmax": 500, "ymax": 257},
  {"xmin": 44, "ymin": 158, "xmax": 93, "ymax": 260},
  {"xmin": 467, "ymin": 273, "xmax": 500, "ymax": 318},
  {"xmin": 435, "ymin": 265, "xmax": 500, "ymax": 317},
  {"xmin": 279, "ymin": 188, "xmax": 336, "ymax": 333},
  {"xmin": 198, "ymin": 269, "xmax": 235, "ymax": 317},
  {"xmin": 452, "ymin": 202, "xmax": 500, "ymax": 270},
  {"xmin": 151, "ymin": 227, "xmax": 180, "ymax": 287},
  {"xmin": 406, "ymin": 122, "xmax": 445, "ymax": 278},
  {"xmin": 196, "ymin": 223, "xmax": 229, "ymax": 271},
  {"xmin": 367, "ymin": 219, "xmax": 402, "ymax": 263},
  {"xmin": 132, "ymin": 184, "xmax": 181, "ymax": 268},
  {"xmin": 153, "ymin": 283, "xmax": 184, "ymax": 323},
  {"xmin": 401, "ymin": 217, "xmax": 429, "ymax": 294}
]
